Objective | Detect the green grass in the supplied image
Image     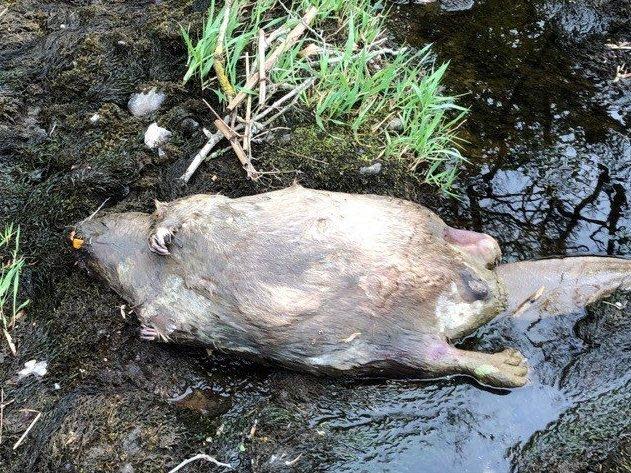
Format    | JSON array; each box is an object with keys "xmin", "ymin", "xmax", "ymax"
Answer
[
  {"xmin": 181, "ymin": 0, "xmax": 467, "ymax": 191},
  {"xmin": 1, "ymin": 224, "xmax": 29, "ymax": 354}
]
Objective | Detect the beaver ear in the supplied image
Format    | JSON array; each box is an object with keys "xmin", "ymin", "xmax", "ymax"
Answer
[{"xmin": 154, "ymin": 199, "xmax": 167, "ymax": 219}]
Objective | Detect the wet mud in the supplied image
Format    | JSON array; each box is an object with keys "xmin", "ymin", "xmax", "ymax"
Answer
[{"xmin": 0, "ymin": 0, "xmax": 629, "ymax": 471}]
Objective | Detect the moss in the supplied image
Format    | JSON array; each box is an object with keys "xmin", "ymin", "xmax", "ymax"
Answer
[{"xmin": 258, "ymin": 124, "xmax": 433, "ymax": 201}]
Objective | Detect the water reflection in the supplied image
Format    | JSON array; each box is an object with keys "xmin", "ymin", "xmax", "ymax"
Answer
[{"xmin": 452, "ymin": 127, "xmax": 630, "ymax": 260}]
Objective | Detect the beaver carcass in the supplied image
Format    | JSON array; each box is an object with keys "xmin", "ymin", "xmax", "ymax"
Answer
[{"xmin": 73, "ymin": 185, "xmax": 631, "ymax": 388}]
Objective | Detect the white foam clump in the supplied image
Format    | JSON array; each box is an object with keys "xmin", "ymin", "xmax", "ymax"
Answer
[
  {"xmin": 144, "ymin": 122, "xmax": 172, "ymax": 149},
  {"xmin": 359, "ymin": 162, "xmax": 382, "ymax": 175},
  {"xmin": 128, "ymin": 87, "xmax": 165, "ymax": 116},
  {"xmin": 18, "ymin": 359, "xmax": 48, "ymax": 379}
]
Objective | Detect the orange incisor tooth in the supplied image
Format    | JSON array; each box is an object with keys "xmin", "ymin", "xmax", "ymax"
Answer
[{"xmin": 69, "ymin": 230, "xmax": 84, "ymax": 249}]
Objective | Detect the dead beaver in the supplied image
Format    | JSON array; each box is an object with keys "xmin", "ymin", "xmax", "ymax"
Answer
[{"xmin": 73, "ymin": 185, "xmax": 631, "ymax": 388}]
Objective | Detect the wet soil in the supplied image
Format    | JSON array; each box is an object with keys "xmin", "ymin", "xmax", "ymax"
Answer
[{"xmin": 0, "ymin": 0, "xmax": 629, "ymax": 472}]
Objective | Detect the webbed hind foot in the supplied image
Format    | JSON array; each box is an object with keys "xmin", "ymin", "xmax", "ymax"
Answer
[
  {"xmin": 470, "ymin": 348, "xmax": 529, "ymax": 388},
  {"xmin": 420, "ymin": 342, "xmax": 529, "ymax": 388}
]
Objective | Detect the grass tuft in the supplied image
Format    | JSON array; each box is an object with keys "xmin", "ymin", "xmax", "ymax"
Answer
[
  {"xmin": 1, "ymin": 224, "xmax": 29, "ymax": 354},
  {"xmin": 181, "ymin": 0, "xmax": 467, "ymax": 191}
]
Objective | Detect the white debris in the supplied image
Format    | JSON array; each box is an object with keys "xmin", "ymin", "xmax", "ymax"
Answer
[
  {"xmin": 54, "ymin": 382, "xmax": 61, "ymax": 390},
  {"xmin": 128, "ymin": 87, "xmax": 165, "ymax": 116},
  {"xmin": 359, "ymin": 162, "xmax": 382, "ymax": 175},
  {"xmin": 18, "ymin": 360, "xmax": 48, "ymax": 380},
  {"xmin": 89, "ymin": 113, "xmax": 100, "ymax": 124},
  {"xmin": 144, "ymin": 122, "xmax": 172, "ymax": 149}
]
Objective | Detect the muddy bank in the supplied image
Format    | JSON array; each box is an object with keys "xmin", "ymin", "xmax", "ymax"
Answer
[{"xmin": 0, "ymin": 0, "xmax": 630, "ymax": 472}]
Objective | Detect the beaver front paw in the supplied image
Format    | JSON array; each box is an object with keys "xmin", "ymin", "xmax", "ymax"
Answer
[{"xmin": 149, "ymin": 226, "xmax": 174, "ymax": 255}]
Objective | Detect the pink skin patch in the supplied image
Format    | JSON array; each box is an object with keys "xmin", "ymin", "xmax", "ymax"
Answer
[
  {"xmin": 425, "ymin": 342, "xmax": 451, "ymax": 362},
  {"xmin": 443, "ymin": 227, "xmax": 500, "ymax": 266}
]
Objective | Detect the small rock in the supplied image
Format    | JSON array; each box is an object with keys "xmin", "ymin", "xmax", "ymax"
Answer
[
  {"xmin": 120, "ymin": 464, "xmax": 134, "ymax": 473},
  {"xmin": 54, "ymin": 382, "xmax": 61, "ymax": 390},
  {"xmin": 440, "ymin": 0, "xmax": 475, "ymax": 11},
  {"xmin": 28, "ymin": 169, "xmax": 44, "ymax": 182},
  {"xmin": 359, "ymin": 162, "xmax": 382, "ymax": 176},
  {"xmin": 180, "ymin": 117, "xmax": 200, "ymax": 136},
  {"xmin": 18, "ymin": 359, "xmax": 48, "ymax": 379},
  {"xmin": 386, "ymin": 117, "xmax": 403, "ymax": 131},
  {"xmin": 89, "ymin": 113, "xmax": 100, "ymax": 124},
  {"xmin": 144, "ymin": 122, "xmax": 172, "ymax": 149},
  {"xmin": 128, "ymin": 87, "xmax": 165, "ymax": 116}
]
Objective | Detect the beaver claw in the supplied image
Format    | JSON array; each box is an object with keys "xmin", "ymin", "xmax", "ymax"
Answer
[
  {"xmin": 149, "ymin": 227, "xmax": 173, "ymax": 255},
  {"xmin": 140, "ymin": 325, "xmax": 161, "ymax": 341}
]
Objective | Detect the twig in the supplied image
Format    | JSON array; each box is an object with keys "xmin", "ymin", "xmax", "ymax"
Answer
[
  {"xmin": 0, "ymin": 7, "xmax": 7, "ymax": 19},
  {"xmin": 266, "ymin": 24, "xmax": 289, "ymax": 45},
  {"xmin": 180, "ymin": 130, "xmax": 226, "ymax": 182},
  {"xmin": 12, "ymin": 411, "xmax": 41, "ymax": 450},
  {"xmin": 227, "ymin": 6, "xmax": 318, "ymax": 112},
  {"xmin": 77, "ymin": 198, "xmax": 110, "ymax": 225},
  {"xmin": 205, "ymin": 101, "xmax": 259, "ymax": 180},
  {"xmin": 614, "ymin": 64, "xmax": 630, "ymax": 82},
  {"xmin": 254, "ymin": 78, "xmax": 315, "ymax": 123},
  {"xmin": 244, "ymin": 52, "xmax": 253, "ymax": 156},
  {"xmin": 285, "ymin": 453, "xmax": 303, "ymax": 466},
  {"xmin": 168, "ymin": 454, "xmax": 232, "ymax": 472},
  {"xmin": 214, "ymin": 0, "xmax": 236, "ymax": 100},
  {"xmin": 2, "ymin": 328, "xmax": 16, "ymax": 356},
  {"xmin": 606, "ymin": 41, "xmax": 631, "ymax": 50},
  {"xmin": 258, "ymin": 29, "xmax": 267, "ymax": 107}
]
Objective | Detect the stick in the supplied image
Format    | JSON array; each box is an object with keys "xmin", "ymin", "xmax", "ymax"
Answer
[
  {"xmin": 213, "ymin": 117, "xmax": 259, "ymax": 180},
  {"xmin": 227, "ymin": 6, "xmax": 318, "ymax": 112},
  {"xmin": 214, "ymin": 0, "xmax": 236, "ymax": 99},
  {"xmin": 255, "ymin": 78, "xmax": 315, "ymax": 123},
  {"xmin": 180, "ymin": 130, "xmax": 225, "ymax": 182},
  {"xmin": 285, "ymin": 453, "xmax": 303, "ymax": 466},
  {"xmin": 0, "ymin": 397, "xmax": 15, "ymax": 448},
  {"xmin": 244, "ymin": 52, "xmax": 253, "ymax": 155},
  {"xmin": 258, "ymin": 29, "xmax": 267, "ymax": 107},
  {"xmin": 13, "ymin": 411, "xmax": 41, "ymax": 450},
  {"xmin": 266, "ymin": 24, "xmax": 289, "ymax": 45},
  {"xmin": 168, "ymin": 454, "xmax": 231, "ymax": 472},
  {"xmin": 205, "ymin": 102, "xmax": 259, "ymax": 180}
]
